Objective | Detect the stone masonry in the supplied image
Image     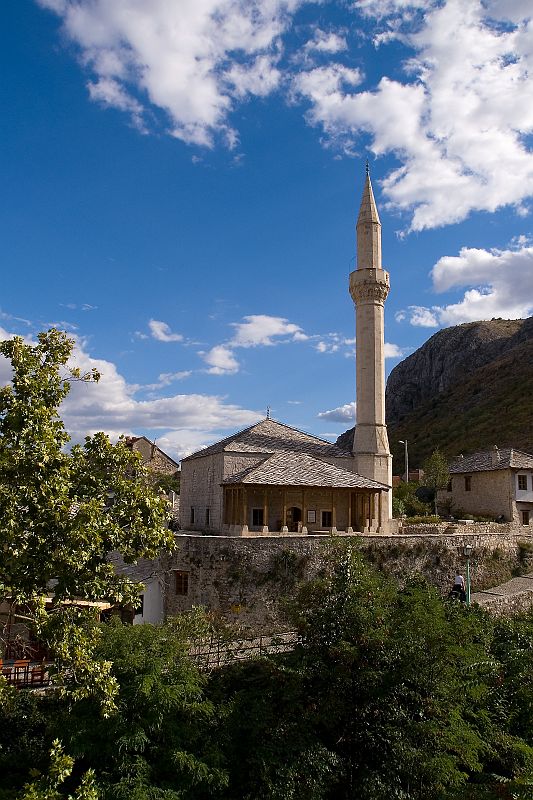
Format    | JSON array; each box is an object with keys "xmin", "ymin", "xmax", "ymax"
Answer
[{"xmin": 162, "ymin": 525, "xmax": 533, "ymax": 633}]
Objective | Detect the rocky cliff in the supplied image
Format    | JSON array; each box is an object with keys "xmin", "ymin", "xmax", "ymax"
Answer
[{"xmin": 337, "ymin": 317, "xmax": 533, "ymax": 468}]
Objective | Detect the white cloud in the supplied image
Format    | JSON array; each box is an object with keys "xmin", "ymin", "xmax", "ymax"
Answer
[
  {"xmin": 230, "ymin": 314, "xmax": 306, "ymax": 346},
  {"xmin": 143, "ymin": 371, "xmax": 192, "ymax": 391},
  {"xmin": 148, "ymin": 319, "xmax": 183, "ymax": 343},
  {"xmin": 303, "ymin": 29, "xmax": 348, "ymax": 55},
  {"xmin": 201, "ymin": 344, "xmax": 240, "ymax": 375},
  {"xmin": 398, "ymin": 241, "xmax": 533, "ymax": 327},
  {"xmin": 88, "ymin": 77, "xmax": 145, "ymax": 131},
  {"xmin": 225, "ymin": 55, "xmax": 281, "ymax": 99},
  {"xmin": 37, "ymin": 0, "xmax": 305, "ymax": 147},
  {"xmin": 201, "ymin": 314, "xmax": 308, "ymax": 375},
  {"xmin": 399, "ymin": 306, "xmax": 440, "ymax": 327},
  {"xmin": 384, "ymin": 342, "xmax": 404, "ymax": 358},
  {"xmin": 0, "ymin": 327, "xmax": 261, "ymax": 460},
  {"xmin": 295, "ymin": 0, "xmax": 533, "ymax": 230},
  {"xmin": 317, "ymin": 402, "xmax": 356, "ymax": 422}
]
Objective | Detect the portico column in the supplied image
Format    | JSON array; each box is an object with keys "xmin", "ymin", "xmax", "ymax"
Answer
[
  {"xmin": 263, "ymin": 489, "xmax": 268, "ymax": 530},
  {"xmin": 302, "ymin": 488, "xmax": 306, "ymax": 530},
  {"xmin": 243, "ymin": 487, "xmax": 248, "ymax": 528},
  {"xmin": 331, "ymin": 489, "xmax": 337, "ymax": 530},
  {"xmin": 348, "ymin": 491, "xmax": 352, "ymax": 529},
  {"xmin": 282, "ymin": 488, "xmax": 287, "ymax": 529},
  {"xmin": 378, "ymin": 491, "xmax": 383, "ymax": 533}
]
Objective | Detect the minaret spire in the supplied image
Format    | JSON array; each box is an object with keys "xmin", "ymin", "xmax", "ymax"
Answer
[{"xmin": 356, "ymin": 165, "xmax": 381, "ymax": 270}]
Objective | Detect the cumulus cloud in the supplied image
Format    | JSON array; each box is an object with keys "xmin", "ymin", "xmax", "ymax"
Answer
[
  {"xmin": 201, "ymin": 344, "xmax": 240, "ymax": 375},
  {"xmin": 294, "ymin": 0, "xmax": 533, "ymax": 229},
  {"xmin": 201, "ymin": 314, "xmax": 308, "ymax": 374},
  {"xmin": 0, "ymin": 327, "xmax": 261, "ymax": 460},
  {"xmin": 143, "ymin": 371, "xmax": 192, "ymax": 391},
  {"xmin": 317, "ymin": 402, "xmax": 356, "ymax": 422},
  {"xmin": 303, "ymin": 29, "xmax": 348, "ymax": 55},
  {"xmin": 384, "ymin": 342, "xmax": 404, "ymax": 358},
  {"xmin": 37, "ymin": 0, "xmax": 304, "ymax": 147},
  {"xmin": 230, "ymin": 314, "xmax": 306, "ymax": 346},
  {"xmin": 148, "ymin": 319, "xmax": 183, "ymax": 343},
  {"xmin": 397, "ymin": 241, "xmax": 533, "ymax": 327}
]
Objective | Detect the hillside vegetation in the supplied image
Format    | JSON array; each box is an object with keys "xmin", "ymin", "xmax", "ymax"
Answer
[{"xmin": 338, "ymin": 317, "xmax": 533, "ymax": 469}]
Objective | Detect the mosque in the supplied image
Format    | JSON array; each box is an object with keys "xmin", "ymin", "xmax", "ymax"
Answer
[{"xmin": 180, "ymin": 168, "xmax": 394, "ymax": 535}]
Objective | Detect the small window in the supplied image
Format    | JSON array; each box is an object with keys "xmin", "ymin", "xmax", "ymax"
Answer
[
  {"xmin": 518, "ymin": 475, "xmax": 528, "ymax": 491},
  {"xmin": 206, "ymin": 508, "xmax": 210, "ymax": 526},
  {"xmin": 175, "ymin": 571, "xmax": 189, "ymax": 595},
  {"xmin": 447, "ymin": 480, "xmax": 452, "ymax": 492},
  {"xmin": 465, "ymin": 476, "xmax": 472, "ymax": 492},
  {"xmin": 522, "ymin": 510, "xmax": 530, "ymax": 526},
  {"xmin": 307, "ymin": 509, "xmax": 316, "ymax": 524},
  {"xmin": 321, "ymin": 510, "xmax": 332, "ymax": 527},
  {"xmin": 190, "ymin": 507, "xmax": 195, "ymax": 524},
  {"xmin": 252, "ymin": 508, "xmax": 264, "ymax": 526}
]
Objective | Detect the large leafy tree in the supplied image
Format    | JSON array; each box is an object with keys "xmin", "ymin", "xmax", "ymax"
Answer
[
  {"xmin": 211, "ymin": 545, "xmax": 533, "ymax": 800},
  {"xmin": 0, "ymin": 329, "xmax": 173, "ymax": 709}
]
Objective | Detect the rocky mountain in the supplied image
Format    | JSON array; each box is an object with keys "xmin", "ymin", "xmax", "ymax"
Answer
[{"xmin": 337, "ymin": 317, "xmax": 533, "ymax": 469}]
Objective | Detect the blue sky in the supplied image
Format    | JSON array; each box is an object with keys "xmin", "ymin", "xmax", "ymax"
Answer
[{"xmin": 1, "ymin": 0, "xmax": 532, "ymax": 459}]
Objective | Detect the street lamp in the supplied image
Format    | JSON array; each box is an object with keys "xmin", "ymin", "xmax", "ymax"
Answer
[
  {"xmin": 399, "ymin": 440, "xmax": 409, "ymax": 482},
  {"xmin": 463, "ymin": 544, "xmax": 473, "ymax": 605}
]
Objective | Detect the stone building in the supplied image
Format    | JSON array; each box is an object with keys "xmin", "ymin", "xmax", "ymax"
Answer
[
  {"xmin": 124, "ymin": 435, "xmax": 180, "ymax": 477},
  {"xmin": 438, "ymin": 446, "xmax": 533, "ymax": 524},
  {"xmin": 180, "ymin": 418, "xmax": 389, "ymax": 535},
  {"xmin": 179, "ymin": 168, "xmax": 394, "ymax": 535},
  {"xmin": 124, "ymin": 435, "xmax": 180, "ymax": 523}
]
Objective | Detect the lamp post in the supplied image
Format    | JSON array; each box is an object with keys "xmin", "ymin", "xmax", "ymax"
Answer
[
  {"xmin": 399, "ymin": 440, "xmax": 409, "ymax": 482},
  {"xmin": 463, "ymin": 544, "xmax": 473, "ymax": 605}
]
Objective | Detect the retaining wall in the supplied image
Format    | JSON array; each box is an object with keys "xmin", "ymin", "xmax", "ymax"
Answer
[{"xmin": 163, "ymin": 525, "xmax": 533, "ymax": 632}]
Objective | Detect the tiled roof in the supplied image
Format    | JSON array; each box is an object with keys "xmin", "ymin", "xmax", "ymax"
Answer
[
  {"xmin": 449, "ymin": 448, "xmax": 533, "ymax": 474},
  {"xmin": 182, "ymin": 418, "xmax": 352, "ymax": 462},
  {"xmin": 222, "ymin": 450, "xmax": 389, "ymax": 490},
  {"xmin": 108, "ymin": 551, "xmax": 162, "ymax": 583}
]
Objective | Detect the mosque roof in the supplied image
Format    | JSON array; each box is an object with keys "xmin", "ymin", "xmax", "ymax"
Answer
[
  {"xmin": 182, "ymin": 418, "xmax": 352, "ymax": 462},
  {"xmin": 449, "ymin": 448, "xmax": 533, "ymax": 473},
  {"xmin": 222, "ymin": 450, "xmax": 388, "ymax": 490}
]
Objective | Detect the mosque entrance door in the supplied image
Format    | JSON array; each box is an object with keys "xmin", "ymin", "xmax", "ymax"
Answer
[{"xmin": 286, "ymin": 506, "xmax": 302, "ymax": 532}]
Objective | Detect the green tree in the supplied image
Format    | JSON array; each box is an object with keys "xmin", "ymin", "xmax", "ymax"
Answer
[
  {"xmin": 422, "ymin": 448, "xmax": 450, "ymax": 515},
  {"xmin": 392, "ymin": 480, "xmax": 431, "ymax": 517},
  {"xmin": 50, "ymin": 615, "xmax": 228, "ymax": 800},
  {"xmin": 0, "ymin": 329, "xmax": 173, "ymax": 710},
  {"xmin": 209, "ymin": 544, "xmax": 533, "ymax": 800}
]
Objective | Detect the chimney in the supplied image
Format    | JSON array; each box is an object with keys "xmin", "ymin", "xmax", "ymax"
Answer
[{"xmin": 491, "ymin": 445, "xmax": 500, "ymax": 466}]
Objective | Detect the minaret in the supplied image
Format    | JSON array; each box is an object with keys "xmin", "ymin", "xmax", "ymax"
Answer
[{"xmin": 350, "ymin": 165, "xmax": 392, "ymax": 518}]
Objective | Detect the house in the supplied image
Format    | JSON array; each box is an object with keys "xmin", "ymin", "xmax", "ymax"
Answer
[
  {"xmin": 439, "ymin": 446, "xmax": 533, "ymax": 524},
  {"xmin": 124, "ymin": 435, "xmax": 180, "ymax": 478},
  {"xmin": 124, "ymin": 435, "xmax": 180, "ymax": 523}
]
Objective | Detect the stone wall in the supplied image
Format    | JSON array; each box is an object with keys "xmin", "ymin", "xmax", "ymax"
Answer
[{"xmin": 163, "ymin": 525, "xmax": 533, "ymax": 633}]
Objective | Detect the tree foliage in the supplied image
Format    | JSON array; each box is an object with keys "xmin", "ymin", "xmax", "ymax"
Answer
[
  {"xmin": 0, "ymin": 330, "xmax": 173, "ymax": 709},
  {"xmin": 422, "ymin": 448, "xmax": 450, "ymax": 514},
  {"xmin": 207, "ymin": 545, "xmax": 533, "ymax": 799}
]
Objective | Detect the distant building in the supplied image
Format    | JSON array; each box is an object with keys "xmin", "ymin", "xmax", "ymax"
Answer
[
  {"xmin": 439, "ymin": 446, "xmax": 533, "ymax": 524},
  {"xmin": 124, "ymin": 435, "xmax": 180, "ymax": 523},
  {"xmin": 124, "ymin": 435, "xmax": 180, "ymax": 477}
]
